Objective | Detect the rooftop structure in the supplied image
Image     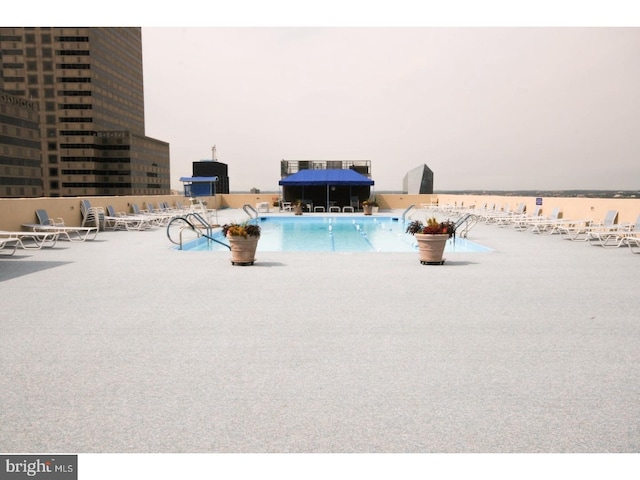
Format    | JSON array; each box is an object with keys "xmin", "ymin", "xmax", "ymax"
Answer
[
  {"xmin": 280, "ymin": 159, "xmax": 373, "ymax": 211},
  {"xmin": 281, "ymin": 159, "xmax": 371, "ymax": 178}
]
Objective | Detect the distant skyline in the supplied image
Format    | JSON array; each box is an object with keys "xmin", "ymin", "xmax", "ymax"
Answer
[{"xmin": 141, "ymin": 27, "xmax": 640, "ymax": 192}]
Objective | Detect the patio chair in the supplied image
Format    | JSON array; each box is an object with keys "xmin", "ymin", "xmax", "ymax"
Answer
[
  {"xmin": 280, "ymin": 200, "xmax": 292, "ymax": 212},
  {"xmin": 22, "ymin": 209, "xmax": 99, "ymax": 242},
  {"xmin": 256, "ymin": 202, "xmax": 270, "ymax": 213}
]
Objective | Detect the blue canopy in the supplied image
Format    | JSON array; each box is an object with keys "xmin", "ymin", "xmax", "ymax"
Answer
[{"xmin": 278, "ymin": 169, "xmax": 374, "ymax": 186}]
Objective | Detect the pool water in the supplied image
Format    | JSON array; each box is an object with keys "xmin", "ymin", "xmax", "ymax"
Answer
[{"xmin": 179, "ymin": 216, "xmax": 493, "ymax": 253}]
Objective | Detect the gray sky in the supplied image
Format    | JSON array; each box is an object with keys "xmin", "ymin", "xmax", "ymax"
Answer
[
  {"xmin": 141, "ymin": 26, "xmax": 640, "ymax": 192},
  {"xmin": 14, "ymin": 2, "xmax": 640, "ymax": 192}
]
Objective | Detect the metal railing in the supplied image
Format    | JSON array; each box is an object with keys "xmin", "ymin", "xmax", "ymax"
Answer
[
  {"xmin": 166, "ymin": 212, "xmax": 230, "ymax": 250},
  {"xmin": 243, "ymin": 204, "xmax": 258, "ymax": 219},
  {"xmin": 401, "ymin": 204, "xmax": 416, "ymax": 224},
  {"xmin": 454, "ymin": 213, "xmax": 479, "ymax": 238}
]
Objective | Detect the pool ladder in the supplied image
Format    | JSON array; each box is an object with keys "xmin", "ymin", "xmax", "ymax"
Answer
[
  {"xmin": 243, "ymin": 204, "xmax": 258, "ymax": 219},
  {"xmin": 402, "ymin": 204, "xmax": 416, "ymax": 223},
  {"xmin": 454, "ymin": 213, "xmax": 478, "ymax": 238},
  {"xmin": 166, "ymin": 212, "xmax": 230, "ymax": 250}
]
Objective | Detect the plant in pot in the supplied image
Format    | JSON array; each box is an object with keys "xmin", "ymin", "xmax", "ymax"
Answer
[
  {"xmin": 362, "ymin": 198, "xmax": 378, "ymax": 215},
  {"xmin": 405, "ymin": 217, "xmax": 456, "ymax": 265},
  {"xmin": 293, "ymin": 200, "xmax": 305, "ymax": 215},
  {"xmin": 222, "ymin": 222, "xmax": 261, "ymax": 265}
]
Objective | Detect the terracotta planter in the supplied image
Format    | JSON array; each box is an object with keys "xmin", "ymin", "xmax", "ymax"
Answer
[
  {"xmin": 227, "ymin": 235, "xmax": 260, "ymax": 265},
  {"xmin": 414, "ymin": 233, "xmax": 449, "ymax": 265},
  {"xmin": 363, "ymin": 204, "xmax": 373, "ymax": 215},
  {"xmin": 293, "ymin": 205, "xmax": 303, "ymax": 215}
]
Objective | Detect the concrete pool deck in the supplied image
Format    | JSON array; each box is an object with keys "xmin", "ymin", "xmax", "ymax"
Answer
[{"xmin": 1, "ymin": 208, "xmax": 639, "ymax": 454}]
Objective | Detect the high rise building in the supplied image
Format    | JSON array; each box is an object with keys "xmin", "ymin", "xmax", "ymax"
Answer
[
  {"xmin": 0, "ymin": 91, "xmax": 42, "ymax": 197},
  {"xmin": 0, "ymin": 27, "xmax": 170, "ymax": 197}
]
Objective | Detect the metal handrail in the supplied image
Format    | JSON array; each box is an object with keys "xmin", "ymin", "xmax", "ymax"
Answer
[
  {"xmin": 454, "ymin": 213, "xmax": 478, "ymax": 238},
  {"xmin": 402, "ymin": 204, "xmax": 416, "ymax": 224},
  {"xmin": 166, "ymin": 213, "xmax": 230, "ymax": 250},
  {"xmin": 243, "ymin": 203, "xmax": 259, "ymax": 220}
]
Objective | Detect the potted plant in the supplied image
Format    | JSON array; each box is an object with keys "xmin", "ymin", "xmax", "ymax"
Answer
[
  {"xmin": 293, "ymin": 200, "xmax": 305, "ymax": 215},
  {"xmin": 222, "ymin": 222, "xmax": 261, "ymax": 265},
  {"xmin": 405, "ymin": 217, "xmax": 456, "ymax": 265},
  {"xmin": 362, "ymin": 198, "xmax": 378, "ymax": 215}
]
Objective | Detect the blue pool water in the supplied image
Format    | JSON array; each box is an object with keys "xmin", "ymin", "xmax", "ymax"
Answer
[{"xmin": 179, "ymin": 216, "xmax": 493, "ymax": 253}]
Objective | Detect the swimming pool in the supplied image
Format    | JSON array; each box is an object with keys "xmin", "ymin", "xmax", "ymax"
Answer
[{"xmin": 179, "ymin": 216, "xmax": 493, "ymax": 253}]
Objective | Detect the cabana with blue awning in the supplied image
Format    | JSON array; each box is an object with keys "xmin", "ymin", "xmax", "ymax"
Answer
[
  {"xmin": 179, "ymin": 176, "xmax": 218, "ymax": 197},
  {"xmin": 278, "ymin": 169, "xmax": 374, "ymax": 211}
]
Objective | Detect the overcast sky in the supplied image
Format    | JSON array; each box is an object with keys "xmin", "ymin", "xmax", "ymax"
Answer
[
  {"xmin": 140, "ymin": 26, "xmax": 640, "ymax": 192},
  {"xmin": 13, "ymin": 2, "xmax": 640, "ymax": 192}
]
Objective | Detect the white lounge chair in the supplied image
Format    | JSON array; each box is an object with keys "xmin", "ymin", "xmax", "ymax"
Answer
[
  {"xmin": 621, "ymin": 232, "xmax": 640, "ymax": 253},
  {"xmin": 512, "ymin": 205, "xmax": 543, "ymax": 231},
  {"xmin": 132, "ymin": 203, "xmax": 173, "ymax": 226},
  {"xmin": 492, "ymin": 203, "xmax": 527, "ymax": 227},
  {"xmin": 477, "ymin": 203, "xmax": 499, "ymax": 222},
  {"xmin": 483, "ymin": 204, "xmax": 512, "ymax": 224},
  {"xmin": 0, "ymin": 237, "xmax": 19, "ymax": 256},
  {"xmin": 0, "ymin": 230, "xmax": 59, "ymax": 249},
  {"xmin": 557, "ymin": 209, "xmax": 618, "ymax": 241},
  {"xmin": 523, "ymin": 207, "xmax": 562, "ymax": 233},
  {"xmin": 587, "ymin": 213, "xmax": 640, "ymax": 248},
  {"xmin": 526, "ymin": 208, "xmax": 588, "ymax": 235},
  {"xmin": 22, "ymin": 209, "xmax": 99, "ymax": 242},
  {"xmin": 145, "ymin": 202, "xmax": 175, "ymax": 224},
  {"xmin": 104, "ymin": 206, "xmax": 154, "ymax": 231}
]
